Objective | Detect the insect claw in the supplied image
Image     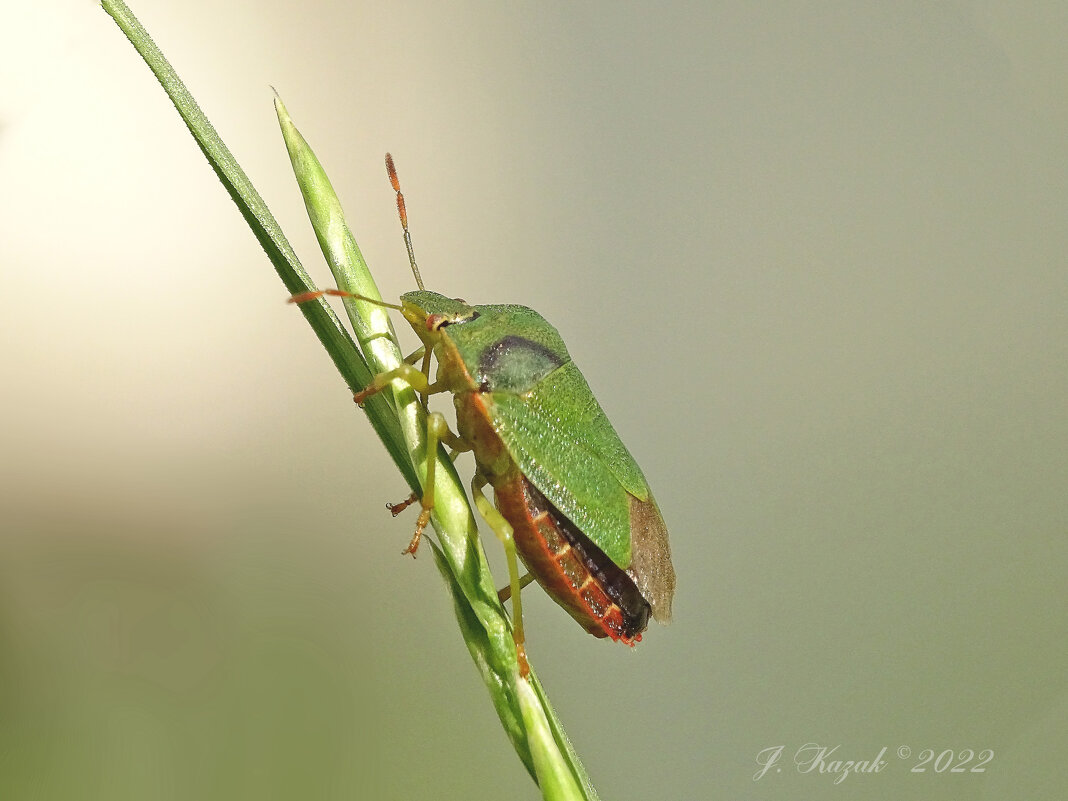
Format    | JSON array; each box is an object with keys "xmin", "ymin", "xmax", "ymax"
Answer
[
  {"xmin": 386, "ymin": 492, "xmax": 419, "ymax": 517},
  {"xmin": 400, "ymin": 533, "xmax": 420, "ymax": 558}
]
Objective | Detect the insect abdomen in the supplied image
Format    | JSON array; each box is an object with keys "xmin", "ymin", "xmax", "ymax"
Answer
[{"xmin": 494, "ymin": 473, "xmax": 651, "ymax": 643}]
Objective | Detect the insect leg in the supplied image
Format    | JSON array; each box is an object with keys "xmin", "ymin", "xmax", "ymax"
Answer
[
  {"xmin": 401, "ymin": 346, "xmax": 426, "ymax": 365},
  {"xmin": 387, "ymin": 445, "xmax": 468, "ymax": 517},
  {"xmin": 471, "ymin": 473, "xmax": 530, "ymax": 677},
  {"xmin": 417, "ymin": 348, "xmax": 433, "ymax": 410},
  {"xmin": 401, "ymin": 411, "xmax": 451, "ymax": 557},
  {"xmin": 497, "ymin": 572, "xmax": 535, "ymax": 603},
  {"xmin": 392, "ymin": 345, "xmax": 433, "ymax": 410},
  {"xmin": 386, "ymin": 492, "xmax": 418, "ymax": 517},
  {"xmin": 352, "ymin": 363, "xmax": 437, "ymax": 405}
]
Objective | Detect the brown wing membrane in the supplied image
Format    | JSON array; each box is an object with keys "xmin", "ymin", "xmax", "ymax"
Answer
[{"xmin": 627, "ymin": 495, "xmax": 676, "ymax": 622}]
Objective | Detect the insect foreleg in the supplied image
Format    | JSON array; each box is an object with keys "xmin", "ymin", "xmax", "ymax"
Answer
[{"xmin": 352, "ymin": 363, "xmax": 443, "ymax": 405}]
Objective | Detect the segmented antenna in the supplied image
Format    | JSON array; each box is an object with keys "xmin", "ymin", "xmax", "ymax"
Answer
[{"xmin": 385, "ymin": 153, "xmax": 425, "ymax": 291}]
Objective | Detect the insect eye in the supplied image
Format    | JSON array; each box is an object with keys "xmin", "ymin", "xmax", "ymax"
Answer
[{"xmin": 426, "ymin": 314, "xmax": 452, "ymax": 332}]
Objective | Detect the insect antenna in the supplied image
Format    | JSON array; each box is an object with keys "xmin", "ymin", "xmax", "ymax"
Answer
[
  {"xmin": 385, "ymin": 152, "xmax": 425, "ymax": 291},
  {"xmin": 287, "ymin": 288, "xmax": 403, "ymax": 309}
]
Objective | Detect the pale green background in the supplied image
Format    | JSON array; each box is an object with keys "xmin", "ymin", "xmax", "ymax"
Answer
[{"xmin": 1, "ymin": 2, "xmax": 1065, "ymax": 800}]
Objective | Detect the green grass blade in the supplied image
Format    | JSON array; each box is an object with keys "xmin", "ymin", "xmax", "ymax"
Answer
[
  {"xmin": 274, "ymin": 97, "xmax": 401, "ymax": 370},
  {"xmin": 519, "ymin": 680, "xmax": 586, "ymax": 801},
  {"xmin": 429, "ymin": 540, "xmax": 534, "ymax": 775}
]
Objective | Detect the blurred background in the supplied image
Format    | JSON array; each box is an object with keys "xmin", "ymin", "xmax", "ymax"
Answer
[{"xmin": 1, "ymin": 2, "xmax": 1065, "ymax": 799}]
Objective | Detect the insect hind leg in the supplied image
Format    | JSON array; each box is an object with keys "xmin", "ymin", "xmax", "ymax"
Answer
[{"xmin": 471, "ymin": 473, "xmax": 530, "ymax": 677}]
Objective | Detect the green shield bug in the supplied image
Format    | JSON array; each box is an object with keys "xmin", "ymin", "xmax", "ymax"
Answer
[{"xmin": 294, "ymin": 155, "xmax": 675, "ymax": 670}]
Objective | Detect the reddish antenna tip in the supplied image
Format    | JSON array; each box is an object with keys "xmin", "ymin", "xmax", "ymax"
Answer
[
  {"xmin": 385, "ymin": 152, "xmax": 400, "ymax": 192},
  {"xmin": 384, "ymin": 152, "xmax": 425, "ymax": 290}
]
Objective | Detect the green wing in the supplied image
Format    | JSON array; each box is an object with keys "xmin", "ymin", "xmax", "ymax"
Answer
[{"xmin": 487, "ymin": 362, "xmax": 649, "ymax": 569}]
